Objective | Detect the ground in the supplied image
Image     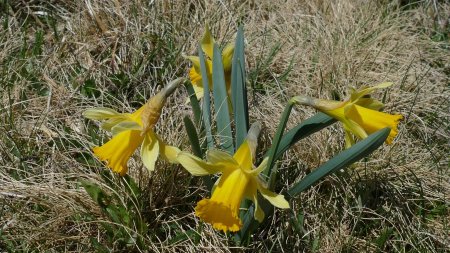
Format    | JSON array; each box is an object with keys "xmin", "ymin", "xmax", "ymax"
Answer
[{"xmin": 0, "ymin": 0, "xmax": 449, "ymax": 252}]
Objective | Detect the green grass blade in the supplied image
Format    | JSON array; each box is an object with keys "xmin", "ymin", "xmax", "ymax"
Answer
[
  {"xmin": 274, "ymin": 113, "xmax": 335, "ymax": 160},
  {"xmin": 212, "ymin": 44, "xmax": 234, "ymax": 153},
  {"xmin": 231, "ymin": 25, "xmax": 249, "ymax": 148},
  {"xmin": 287, "ymin": 127, "xmax": 391, "ymax": 197},
  {"xmin": 183, "ymin": 116, "xmax": 202, "ymax": 157},
  {"xmin": 185, "ymin": 81, "xmax": 201, "ymax": 125},
  {"xmin": 198, "ymin": 44, "xmax": 214, "ymax": 149}
]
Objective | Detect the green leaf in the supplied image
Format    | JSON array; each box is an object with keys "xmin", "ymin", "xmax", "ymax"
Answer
[
  {"xmin": 105, "ymin": 205, "xmax": 121, "ymax": 224},
  {"xmin": 122, "ymin": 175, "xmax": 141, "ymax": 197},
  {"xmin": 238, "ymin": 126, "xmax": 389, "ymax": 244},
  {"xmin": 168, "ymin": 229, "xmax": 201, "ymax": 245},
  {"xmin": 212, "ymin": 44, "xmax": 233, "ymax": 153},
  {"xmin": 374, "ymin": 227, "xmax": 394, "ymax": 251},
  {"xmin": 198, "ymin": 44, "xmax": 214, "ymax": 149},
  {"xmin": 80, "ymin": 180, "xmax": 109, "ymax": 208},
  {"xmin": 183, "ymin": 116, "xmax": 203, "ymax": 157},
  {"xmin": 287, "ymin": 127, "xmax": 390, "ymax": 197},
  {"xmin": 235, "ymin": 204, "xmax": 260, "ymax": 245},
  {"xmin": 237, "ymin": 101, "xmax": 295, "ymax": 245},
  {"xmin": 274, "ymin": 112, "xmax": 335, "ymax": 160},
  {"xmin": 185, "ymin": 81, "xmax": 201, "ymax": 125},
  {"xmin": 183, "ymin": 115, "xmax": 213, "ymax": 189},
  {"xmin": 231, "ymin": 25, "xmax": 249, "ymax": 148},
  {"xmin": 81, "ymin": 79, "xmax": 100, "ymax": 98}
]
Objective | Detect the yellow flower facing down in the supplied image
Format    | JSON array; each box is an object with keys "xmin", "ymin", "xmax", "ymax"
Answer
[
  {"xmin": 184, "ymin": 25, "xmax": 234, "ymax": 100},
  {"xmin": 177, "ymin": 123, "xmax": 290, "ymax": 233},
  {"xmin": 293, "ymin": 82, "xmax": 403, "ymax": 147},
  {"xmin": 83, "ymin": 78, "xmax": 184, "ymax": 176}
]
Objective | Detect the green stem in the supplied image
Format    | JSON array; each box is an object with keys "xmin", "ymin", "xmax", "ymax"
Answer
[{"xmin": 263, "ymin": 98, "xmax": 296, "ymax": 185}]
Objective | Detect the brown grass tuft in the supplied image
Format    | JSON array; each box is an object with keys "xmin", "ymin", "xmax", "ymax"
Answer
[{"xmin": 1, "ymin": 0, "xmax": 448, "ymax": 252}]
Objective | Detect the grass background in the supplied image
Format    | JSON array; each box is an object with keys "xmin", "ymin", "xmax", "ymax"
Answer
[{"xmin": 0, "ymin": 0, "xmax": 449, "ymax": 252}]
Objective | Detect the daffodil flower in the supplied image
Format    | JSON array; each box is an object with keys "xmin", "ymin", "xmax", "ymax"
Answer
[
  {"xmin": 184, "ymin": 25, "xmax": 234, "ymax": 100},
  {"xmin": 83, "ymin": 78, "xmax": 184, "ymax": 176},
  {"xmin": 293, "ymin": 82, "xmax": 403, "ymax": 148},
  {"xmin": 177, "ymin": 123, "xmax": 290, "ymax": 233}
]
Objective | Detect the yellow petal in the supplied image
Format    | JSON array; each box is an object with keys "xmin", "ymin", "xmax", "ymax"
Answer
[
  {"xmin": 129, "ymin": 104, "xmax": 146, "ymax": 122},
  {"xmin": 159, "ymin": 140, "xmax": 180, "ymax": 164},
  {"xmin": 101, "ymin": 114, "xmax": 133, "ymax": 131},
  {"xmin": 192, "ymin": 81, "xmax": 205, "ymax": 100},
  {"xmin": 93, "ymin": 130, "xmax": 144, "ymax": 176},
  {"xmin": 343, "ymin": 104, "xmax": 369, "ymax": 140},
  {"xmin": 354, "ymin": 97, "xmax": 384, "ymax": 111},
  {"xmin": 233, "ymin": 140, "xmax": 253, "ymax": 171},
  {"xmin": 249, "ymin": 157, "xmax": 268, "ymax": 176},
  {"xmin": 221, "ymin": 43, "xmax": 234, "ymax": 71},
  {"xmin": 195, "ymin": 199, "xmax": 241, "ymax": 233},
  {"xmin": 185, "ymin": 55, "xmax": 201, "ymax": 73},
  {"xmin": 177, "ymin": 152, "xmax": 224, "ymax": 176},
  {"xmin": 210, "ymin": 176, "xmax": 221, "ymax": 193},
  {"xmin": 140, "ymin": 131, "xmax": 160, "ymax": 172},
  {"xmin": 253, "ymin": 194, "xmax": 265, "ymax": 223},
  {"xmin": 314, "ymin": 99, "xmax": 347, "ymax": 112},
  {"xmin": 189, "ymin": 66, "xmax": 202, "ymax": 84},
  {"xmin": 195, "ymin": 168, "xmax": 249, "ymax": 233},
  {"xmin": 258, "ymin": 185, "xmax": 290, "ymax": 209},
  {"xmin": 317, "ymin": 103, "xmax": 347, "ymax": 123},
  {"xmin": 244, "ymin": 177, "xmax": 264, "ymax": 222},
  {"xmin": 350, "ymin": 82, "xmax": 392, "ymax": 102},
  {"xmin": 111, "ymin": 121, "xmax": 142, "ymax": 136},
  {"xmin": 344, "ymin": 104, "xmax": 402, "ymax": 144},
  {"xmin": 187, "ymin": 61, "xmax": 213, "ymax": 100},
  {"xmin": 206, "ymin": 149, "xmax": 238, "ymax": 166},
  {"xmin": 201, "ymin": 25, "xmax": 215, "ymax": 59},
  {"xmin": 343, "ymin": 125, "xmax": 355, "ymax": 149},
  {"xmin": 83, "ymin": 107, "xmax": 120, "ymax": 120}
]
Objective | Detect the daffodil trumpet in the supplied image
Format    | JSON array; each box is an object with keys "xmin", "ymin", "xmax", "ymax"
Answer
[
  {"xmin": 184, "ymin": 25, "xmax": 234, "ymax": 100},
  {"xmin": 83, "ymin": 78, "xmax": 185, "ymax": 176},
  {"xmin": 177, "ymin": 122, "xmax": 290, "ymax": 233},
  {"xmin": 292, "ymin": 82, "xmax": 402, "ymax": 148}
]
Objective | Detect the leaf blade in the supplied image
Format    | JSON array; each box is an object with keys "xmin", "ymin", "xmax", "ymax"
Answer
[
  {"xmin": 212, "ymin": 44, "xmax": 234, "ymax": 153},
  {"xmin": 198, "ymin": 44, "xmax": 214, "ymax": 149},
  {"xmin": 288, "ymin": 127, "xmax": 391, "ymax": 197},
  {"xmin": 185, "ymin": 81, "xmax": 201, "ymax": 125},
  {"xmin": 183, "ymin": 116, "xmax": 203, "ymax": 158},
  {"xmin": 274, "ymin": 113, "xmax": 335, "ymax": 160},
  {"xmin": 231, "ymin": 25, "xmax": 249, "ymax": 148}
]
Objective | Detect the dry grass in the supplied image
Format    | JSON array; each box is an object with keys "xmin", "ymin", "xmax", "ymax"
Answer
[{"xmin": 1, "ymin": 0, "xmax": 449, "ymax": 252}]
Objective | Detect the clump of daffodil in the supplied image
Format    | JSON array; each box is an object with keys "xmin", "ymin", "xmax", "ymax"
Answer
[
  {"xmin": 177, "ymin": 122, "xmax": 290, "ymax": 233},
  {"xmin": 184, "ymin": 25, "xmax": 234, "ymax": 100},
  {"xmin": 293, "ymin": 82, "xmax": 403, "ymax": 148},
  {"xmin": 83, "ymin": 78, "xmax": 185, "ymax": 176}
]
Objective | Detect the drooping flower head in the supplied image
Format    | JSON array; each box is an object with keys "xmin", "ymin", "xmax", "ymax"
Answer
[
  {"xmin": 83, "ymin": 78, "xmax": 184, "ymax": 175},
  {"xmin": 293, "ymin": 82, "xmax": 403, "ymax": 147},
  {"xmin": 177, "ymin": 123, "xmax": 290, "ymax": 233},
  {"xmin": 184, "ymin": 25, "xmax": 234, "ymax": 100}
]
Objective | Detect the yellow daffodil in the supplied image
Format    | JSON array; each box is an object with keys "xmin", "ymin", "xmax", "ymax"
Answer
[
  {"xmin": 184, "ymin": 25, "xmax": 234, "ymax": 100},
  {"xmin": 293, "ymin": 82, "xmax": 403, "ymax": 147},
  {"xmin": 83, "ymin": 78, "xmax": 184, "ymax": 176},
  {"xmin": 177, "ymin": 123, "xmax": 290, "ymax": 233}
]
